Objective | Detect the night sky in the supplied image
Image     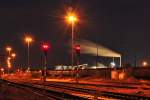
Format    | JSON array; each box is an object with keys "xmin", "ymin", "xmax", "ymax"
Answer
[{"xmin": 0, "ymin": 0, "xmax": 150, "ymax": 67}]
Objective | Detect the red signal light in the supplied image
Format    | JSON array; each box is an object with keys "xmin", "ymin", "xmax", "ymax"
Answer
[
  {"xmin": 42, "ymin": 44, "xmax": 49, "ymax": 50},
  {"xmin": 75, "ymin": 45, "xmax": 80, "ymax": 50},
  {"xmin": 41, "ymin": 43, "xmax": 50, "ymax": 52},
  {"xmin": 75, "ymin": 45, "xmax": 80, "ymax": 53}
]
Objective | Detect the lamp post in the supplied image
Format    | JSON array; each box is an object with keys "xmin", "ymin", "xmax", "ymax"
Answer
[
  {"xmin": 7, "ymin": 57, "xmax": 11, "ymax": 74},
  {"xmin": 25, "ymin": 36, "xmax": 33, "ymax": 71},
  {"xmin": 11, "ymin": 53, "xmax": 16, "ymax": 68},
  {"xmin": 6, "ymin": 46, "xmax": 12, "ymax": 55},
  {"xmin": 11, "ymin": 53, "xmax": 16, "ymax": 59},
  {"xmin": 66, "ymin": 11, "xmax": 78, "ymax": 69},
  {"xmin": 6, "ymin": 46, "xmax": 12, "ymax": 74}
]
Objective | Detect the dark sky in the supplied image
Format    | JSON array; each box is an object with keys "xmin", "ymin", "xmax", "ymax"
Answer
[{"xmin": 0, "ymin": 0, "xmax": 150, "ymax": 67}]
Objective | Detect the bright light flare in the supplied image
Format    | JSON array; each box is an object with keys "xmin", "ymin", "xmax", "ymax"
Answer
[{"xmin": 66, "ymin": 12, "xmax": 78, "ymax": 24}]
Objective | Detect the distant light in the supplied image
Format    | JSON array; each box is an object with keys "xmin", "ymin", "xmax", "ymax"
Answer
[
  {"xmin": 91, "ymin": 66, "xmax": 97, "ymax": 69},
  {"xmin": 142, "ymin": 61, "xmax": 148, "ymax": 66},
  {"xmin": 1, "ymin": 68, "xmax": 4, "ymax": 72},
  {"xmin": 11, "ymin": 53, "xmax": 16, "ymax": 58},
  {"xmin": 41, "ymin": 42, "xmax": 50, "ymax": 53},
  {"xmin": 6, "ymin": 46, "xmax": 12, "ymax": 52},
  {"xmin": 75, "ymin": 45, "xmax": 80, "ymax": 50},
  {"xmin": 42, "ymin": 44, "xmax": 49, "ymax": 50},
  {"xmin": 110, "ymin": 62, "xmax": 116, "ymax": 67},
  {"xmin": 7, "ymin": 57, "xmax": 11, "ymax": 60},
  {"xmin": 25, "ymin": 36, "xmax": 33, "ymax": 43},
  {"xmin": 74, "ymin": 44, "xmax": 80, "ymax": 53},
  {"xmin": 42, "ymin": 45, "xmax": 49, "ymax": 49}
]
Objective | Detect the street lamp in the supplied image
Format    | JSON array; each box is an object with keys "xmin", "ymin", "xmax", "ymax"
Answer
[
  {"xmin": 66, "ymin": 11, "xmax": 78, "ymax": 69},
  {"xmin": 142, "ymin": 61, "xmax": 148, "ymax": 67},
  {"xmin": 11, "ymin": 53, "xmax": 16, "ymax": 59},
  {"xmin": 11, "ymin": 53, "xmax": 16, "ymax": 68},
  {"xmin": 25, "ymin": 36, "xmax": 33, "ymax": 71},
  {"xmin": 7, "ymin": 57, "xmax": 11, "ymax": 74},
  {"xmin": 6, "ymin": 46, "xmax": 12, "ymax": 55},
  {"xmin": 6, "ymin": 46, "xmax": 12, "ymax": 74}
]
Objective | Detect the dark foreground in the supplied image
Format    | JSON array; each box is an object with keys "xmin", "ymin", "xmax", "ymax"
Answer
[{"xmin": 0, "ymin": 80, "xmax": 50, "ymax": 100}]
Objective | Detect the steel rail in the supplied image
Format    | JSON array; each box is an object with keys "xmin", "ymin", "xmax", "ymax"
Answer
[{"xmin": 0, "ymin": 79, "xmax": 89, "ymax": 100}]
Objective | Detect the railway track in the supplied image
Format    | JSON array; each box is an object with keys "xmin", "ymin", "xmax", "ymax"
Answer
[
  {"xmin": 101, "ymin": 91, "xmax": 150, "ymax": 100},
  {"xmin": 2, "ymin": 79, "xmax": 150, "ymax": 100},
  {"xmin": 32, "ymin": 81, "xmax": 150, "ymax": 100},
  {"xmin": 44, "ymin": 80, "xmax": 150, "ymax": 90},
  {"xmin": 0, "ymin": 79, "xmax": 89, "ymax": 100},
  {"xmin": 48, "ymin": 83, "xmax": 150, "ymax": 100}
]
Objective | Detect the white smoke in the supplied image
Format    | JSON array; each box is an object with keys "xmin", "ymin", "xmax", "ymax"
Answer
[{"xmin": 76, "ymin": 40, "xmax": 121, "ymax": 57}]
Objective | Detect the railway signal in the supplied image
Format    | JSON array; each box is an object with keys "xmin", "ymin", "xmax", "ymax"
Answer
[
  {"xmin": 41, "ymin": 42, "xmax": 50, "ymax": 82},
  {"xmin": 42, "ymin": 43, "xmax": 50, "ymax": 55},
  {"xmin": 75, "ymin": 44, "xmax": 80, "ymax": 55},
  {"xmin": 74, "ymin": 44, "xmax": 80, "ymax": 83}
]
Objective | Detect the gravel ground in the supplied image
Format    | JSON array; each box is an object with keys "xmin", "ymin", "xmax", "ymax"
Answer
[{"xmin": 0, "ymin": 82, "xmax": 50, "ymax": 100}]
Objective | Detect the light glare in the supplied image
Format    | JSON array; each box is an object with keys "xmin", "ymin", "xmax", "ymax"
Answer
[
  {"xmin": 11, "ymin": 53, "xmax": 16, "ymax": 58},
  {"xmin": 25, "ymin": 36, "xmax": 33, "ymax": 43},
  {"xmin": 66, "ymin": 12, "xmax": 78, "ymax": 24},
  {"xmin": 6, "ymin": 47, "xmax": 12, "ymax": 52},
  {"xmin": 142, "ymin": 61, "xmax": 148, "ymax": 66}
]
